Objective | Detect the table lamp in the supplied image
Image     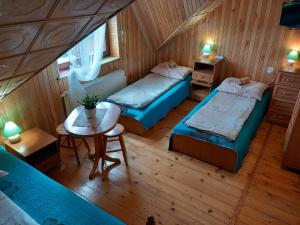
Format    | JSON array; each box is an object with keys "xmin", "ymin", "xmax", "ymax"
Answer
[
  {"xmin": 201, "ymin": 44, "xmax": 212, "ymax": 58},
  {"xmin": 3, "ymin": 121, "xmax": 22, "ymax": 143},
  {"xmin": 287, "ymin": 50, "xmax": 299, "ymax": 66}
]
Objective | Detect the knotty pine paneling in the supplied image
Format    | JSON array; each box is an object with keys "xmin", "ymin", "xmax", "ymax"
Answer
[
  {"xmin": 131, "ymin": 0, "xmax": 208, "ymax": 49},
  {"xmin": 157, "ymin": 0, "xmax": 300, "ymax": 84},
  {"xmin": 0, "ymin": 6, "xmax": 156, "ymax": 143}
]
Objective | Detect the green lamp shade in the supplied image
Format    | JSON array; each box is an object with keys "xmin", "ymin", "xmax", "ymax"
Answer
[
  {"xmin": 287, "ymin": 50, "xmax": 299, "ymax": 61},
  {"xmin": 3, "ymin": 121, "xmax": 21, "ymax": 137},
  {"xmin": 201, "ymin": 44, "xmax": 212, "ymax": 54}
]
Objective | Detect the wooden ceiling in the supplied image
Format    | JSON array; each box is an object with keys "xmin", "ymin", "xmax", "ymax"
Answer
[
  {"xmin": 131, "ymin": 0, "xmax": 224, "ymax": 49},
  {"xmin": 0, "ymin": 0, "xmax": 133, "ymax": 100}
]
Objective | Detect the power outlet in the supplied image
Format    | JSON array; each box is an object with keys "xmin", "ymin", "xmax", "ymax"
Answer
[{"xmin": 266, "ymin": 67, "xmax": 274, "ymax": 74}]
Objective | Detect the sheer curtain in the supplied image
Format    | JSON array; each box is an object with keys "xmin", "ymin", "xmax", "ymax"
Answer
[{"xmin": 66, "ymin": 23, "xmax": 107, "ymax": 108}]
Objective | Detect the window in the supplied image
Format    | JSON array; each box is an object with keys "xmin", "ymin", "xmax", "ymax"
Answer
[{"xmin": 57, "ymin": 16, "xmax": 120, "ymax": 79}]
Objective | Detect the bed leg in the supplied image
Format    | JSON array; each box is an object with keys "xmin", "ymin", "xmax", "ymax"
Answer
[{"xmin": 146, "ymin": 216, "xmax": 155, "ymax": 225}]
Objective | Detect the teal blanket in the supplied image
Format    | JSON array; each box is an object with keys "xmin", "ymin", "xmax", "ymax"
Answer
[{"xmin": 0, "ymin": 147, "xmax": 124, "ymax": 225}]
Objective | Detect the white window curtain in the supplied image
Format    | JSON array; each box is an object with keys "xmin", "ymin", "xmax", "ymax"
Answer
[{"xmin": 66, "ymin": 23, "xmax": 107, "ymax": 108}]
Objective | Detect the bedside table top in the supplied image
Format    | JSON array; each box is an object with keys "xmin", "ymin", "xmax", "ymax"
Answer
[
  {"xmin": 4, "ymin": 127, "xmax": 57, "ymax": 158},
  {"xmin": 194, "ymin": 57, "xmax": 223, "ymax": 65},
  {"xmin": 280, "ymin": 65, "xmax": 300, "ymax": 75}
]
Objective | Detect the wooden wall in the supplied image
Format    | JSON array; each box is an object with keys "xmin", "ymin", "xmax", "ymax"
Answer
[
  {"xmin": 0, "ymin": 6, "xmax": 156, "ymax": 143},
  {"xmin": 101, "ymin": 6, "xmax": 157, "ymax": 83},
  {"xmin": 131, "ymin": 0, "xmax": 210, "ymax": 49},
  {"xmin": 157, "ymin": 0, "xmax": 300, "ymax": 83}
]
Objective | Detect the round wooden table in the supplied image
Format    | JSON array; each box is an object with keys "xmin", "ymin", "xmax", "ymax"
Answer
[{"xmin": 64, "ymin": 102, "xmax": 121, "ymax": 179}]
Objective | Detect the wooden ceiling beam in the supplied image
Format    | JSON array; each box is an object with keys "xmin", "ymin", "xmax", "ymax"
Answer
[{"xmin": 157, "ymin": 0, "xmax": 224, "ymax": 50}]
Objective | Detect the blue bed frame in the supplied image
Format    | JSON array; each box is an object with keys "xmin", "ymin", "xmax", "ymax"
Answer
[
  {"xmin": 169, "ymin": 89, "xmax": 271, "ymax": 172},
  {"xmin": 0, "ymin": 147, "xmax": 125, "ymax": 225},
  {"xmin": 117, "ymin": 75, "xmax": 192, "ymax": 135}
]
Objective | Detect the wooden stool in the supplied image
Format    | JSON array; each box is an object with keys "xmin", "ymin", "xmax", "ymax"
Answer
[
  {"xmin": 56, "ymin": 123, "xmax": 91, "ymax": 166},
  {"xmin": 103, "ymin": 123, "xmax": 128, "ymax": 169}
]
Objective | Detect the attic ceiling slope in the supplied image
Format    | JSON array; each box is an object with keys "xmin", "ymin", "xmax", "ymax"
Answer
[
  {"xmin": 131, "ymin": 0, "xmax": 224, "ymax": 50},
  {"xmin": 158, "ymin": 0, "xmax": 224, "ymax": 49},
  {"xmin": 0, "ymin": 0, "xmax": 134, "ymax": 100}
]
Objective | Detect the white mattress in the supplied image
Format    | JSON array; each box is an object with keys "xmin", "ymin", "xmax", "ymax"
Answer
[
  {"xmin": 185, "ymin": 92, "xmax": 257, "ymax": 141},
  {"xmin": 107, "ymin": 73, "xmax": 180, "ymax": 108}
]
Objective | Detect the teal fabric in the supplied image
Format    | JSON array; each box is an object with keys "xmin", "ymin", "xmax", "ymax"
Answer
[
  {"xmin": 115, "ymin": 75, "xmax": 192, "ymax": 130},
  {"xmin": 169, "ymin": 89, "xmax": 271, "ymax": 172},
  {"xmin": 0, "ymin": 148, "xmax": 125, "ymax": 225}
]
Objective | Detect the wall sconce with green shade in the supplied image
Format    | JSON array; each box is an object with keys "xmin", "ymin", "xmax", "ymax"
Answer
[
  {"xmin": 3, "ymin": 121, "xmax": 22, "ymax": 144},
  {"xmin": 287, "ymin": 50, "xmax": 299, "ymax": 66},
  {"xmin": 201, "ymin": 43, "xmax": 212, "ymax": 58}
]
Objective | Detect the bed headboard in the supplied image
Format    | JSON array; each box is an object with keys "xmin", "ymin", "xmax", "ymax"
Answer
[{"xmin": 63, "ymin": 70, "xmax": 126, "ymax": 115}]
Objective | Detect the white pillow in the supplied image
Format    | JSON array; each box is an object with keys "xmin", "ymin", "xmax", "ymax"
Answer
[
  {"xmin": 217, "ymin": 77, "xmax": 268, "ymax": 101},
  {"xmin": 150, "ymin": 61, "xmax": 192, "ymax": 80},
  {"xmin": 0, "ymin": 170, "xmax": 8, "ymax": 177}
]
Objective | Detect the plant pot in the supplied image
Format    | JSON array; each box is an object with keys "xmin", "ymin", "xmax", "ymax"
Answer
[{"xmin": 84, "ymin": 107, "xmax": 96, "ymax": 118}]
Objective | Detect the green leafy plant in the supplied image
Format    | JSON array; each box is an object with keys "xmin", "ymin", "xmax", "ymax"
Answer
[{"xmin": 78, "ymin": 95, "xmax": 100, "ymax": 109}]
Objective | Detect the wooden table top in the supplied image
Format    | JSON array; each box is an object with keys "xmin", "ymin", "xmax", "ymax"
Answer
[{"xmin": 64, "ymin": 102, "xmax": 121, "ymax": 137}]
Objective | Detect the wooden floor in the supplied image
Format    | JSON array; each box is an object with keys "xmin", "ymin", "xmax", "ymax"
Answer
[{"xmin": 48, "ymin": 100, "xmax": 300, "ymax": 225}]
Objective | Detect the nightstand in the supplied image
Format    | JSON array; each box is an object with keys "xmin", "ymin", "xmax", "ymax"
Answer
[
  {"xmin": 4, "ymin": 127, "xmax": 60, "ymax": 172},
  {"xmin": 190, "ymin": 58, "xmax": 223, "ymax": 101},
  {"xmin": 268, "ymin": 66, "xmax": 300, "ymax": 126}
]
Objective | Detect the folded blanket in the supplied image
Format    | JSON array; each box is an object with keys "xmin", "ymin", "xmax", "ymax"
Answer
[
  {"xmin": 107, "ymin": 73, "xmax": 180, "ymax": 108},
  {"xmin": 0, "ymin": 191, "xmax": 40, "ymax": 225},
  {"xmin": 185, "ymin": 92, "xmax": 256, "ymax": 141}
]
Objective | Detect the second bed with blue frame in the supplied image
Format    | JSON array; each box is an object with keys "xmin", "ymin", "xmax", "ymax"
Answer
[
  {"xmin": 169, "ymin": 88, "xmax": 271, "ymax": 172},
  {"xmin": 118, "ymin": 75, "xmax": 192, "ymax": 135}
]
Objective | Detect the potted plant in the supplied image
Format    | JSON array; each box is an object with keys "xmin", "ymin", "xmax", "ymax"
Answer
[{"xmin": 78, "ymin": 95, "xmax": 100, "ymax": 118}]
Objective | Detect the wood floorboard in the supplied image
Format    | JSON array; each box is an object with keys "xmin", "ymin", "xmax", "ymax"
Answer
[{"xmin": 48, "ymin": 99, "xmax": 300, "ymax": 225}]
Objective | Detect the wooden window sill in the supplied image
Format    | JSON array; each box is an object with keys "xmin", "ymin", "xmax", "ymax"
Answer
[{"xmin": 57, "ymin": 56, "xmax": 120, "ymax": 80}]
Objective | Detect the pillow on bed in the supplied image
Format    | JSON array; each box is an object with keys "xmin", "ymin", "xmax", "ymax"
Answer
[
  {"xmin": 0, "ymin": 170, "xmax": 8, "ymax": 177},
  {"xmin": 150, "ymin": 61, "xmax": 192, "ymax": 80},
  {"xmin": 217, "ymin": 77, "xmax": 268, "ymax": 101}
]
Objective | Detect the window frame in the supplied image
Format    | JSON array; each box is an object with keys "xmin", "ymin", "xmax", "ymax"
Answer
[{"xmin": 56, "ymin": 16, "xmax": 120, "ymax": 79}]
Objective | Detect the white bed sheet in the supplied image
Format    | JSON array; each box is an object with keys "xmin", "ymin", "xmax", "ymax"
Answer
[
  {"xmin": 0, "ymin": 191, "xmax": 40, "ymax": 225},
  {"xmin": 185, "ymin": 92, "xmax": 256, "ymax": 141},
  {"xmin": 107, "ymin": 73, "xmax": 180, "ymax": 109}
]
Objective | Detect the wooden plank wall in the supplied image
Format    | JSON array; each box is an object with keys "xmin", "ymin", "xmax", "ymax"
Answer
[
  {"xmin": 0, "ymin": 6, "xmax": 156, "ymax": 143},
  {"xmin": 157, "ymin": 0, "xmax": 300, "ymax": 83},
  {"xmin": 131, "ymin": 0, "xmax": 208, "ymax": 49}
]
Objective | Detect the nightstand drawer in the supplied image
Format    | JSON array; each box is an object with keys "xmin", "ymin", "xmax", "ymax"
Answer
[
  {"xmin": 270, "ymin": 99, "xmax": 295, "ymax": 114},
  {"xmin": 34, "ymin": 153, "xmax": 60, "ymax": 172},
  {"xmin": 192, "ymin": 71, "xmax": 211, "ymax": 83},
  {"xmin": 268, "ymin": 110, "xmax": 291, "ymax": 126},
  {"xmin": 273, "ymin": 86, "xmax": 299, "ymax": 102},
  {"xmin": 278, "ymin": 72, "xmax": 300, "ymax": 89}
]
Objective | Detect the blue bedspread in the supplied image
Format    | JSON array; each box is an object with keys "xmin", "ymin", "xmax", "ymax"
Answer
[
  {"xmin": 116, "ymin": 75, "xmax": 192, "ymax": 130},
  {"xmin": 0, "ymin": 147, "xmax": 124, "ymax": 225},
  {"xmin": 169, "ymin": 89, "xmax": 271, "ymax": 171}
]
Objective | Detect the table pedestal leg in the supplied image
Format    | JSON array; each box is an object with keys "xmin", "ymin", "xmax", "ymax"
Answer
[
  {"xmin": 103, "ymin": 154, "xmax": 121, "ymax": 164},
  {"xmin": 89, "ymin": 135, "xmax": 102, "ymax": 179},
  {"xmin": 89, "ymin": 135, "xmax": 121, "ymax": 179}
]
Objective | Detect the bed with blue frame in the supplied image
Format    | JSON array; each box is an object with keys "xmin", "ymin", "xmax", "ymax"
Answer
[
  {"xmin": 169, "ymin": 89, "xmax": 271, "ymax": 172},
  {"xmin": 0, "ymin": 146, "xmax": 125, "ymax": 225},
  {"xmin": 118, "ymin": 75, "xmax": 192, "ymax": 135}
]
